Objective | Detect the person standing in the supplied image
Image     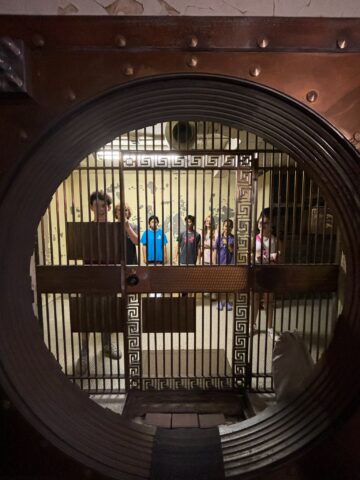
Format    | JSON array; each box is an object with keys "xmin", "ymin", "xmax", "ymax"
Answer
[
  {"xmin": 214, "ymin": 218, "xmax": 235, "ymax": 311},
  {"xmin": 140, "ymin": 215, "xmax": 168, "ymax": 264},
  {"xmin": 114, "ymin": 203, "xmax": 138, "ymax": 265},
  {"xmin": 174, "ymin": 215, "xmax": 201, "ymax": 265}
]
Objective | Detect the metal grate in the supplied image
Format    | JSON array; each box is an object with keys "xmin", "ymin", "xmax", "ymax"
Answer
[{"xmin": 33, "ymin": 121, "xmax": 341, "ymax": 394}]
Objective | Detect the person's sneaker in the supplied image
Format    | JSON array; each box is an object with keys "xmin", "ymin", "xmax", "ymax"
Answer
[
  {"xmin": 226, "ymin": 302, "xmax": 233, "ymax": 311},
  {"xmin": 217, "ymin": 301, "xmax": 224, "ymax": 311},
  {"xmin": 103, "ymin": 341, "xmax": 122, "ymax": 360}
]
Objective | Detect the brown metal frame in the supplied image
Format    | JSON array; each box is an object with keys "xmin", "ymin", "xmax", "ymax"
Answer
[{"xmin": 0, "ymin": 16, "xmax": 359, "ymax": 480}]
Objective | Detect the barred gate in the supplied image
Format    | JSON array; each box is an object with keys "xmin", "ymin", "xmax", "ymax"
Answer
[{"xmin": 33, "ymin": 121, "xmax": 340, "ymax": 394}]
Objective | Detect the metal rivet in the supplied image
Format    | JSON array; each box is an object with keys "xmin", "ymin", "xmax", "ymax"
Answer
[
  {"xmin": 306, "ymin": 90, "xmax": 318, "ymax": 103},
  {"xmin": 18, "ymin": 129, "xmax": 28, "ymax": 141},
  {"xmin": 187, "ymin": 56, "xmax": 198, "ymax": 68},
  {"xmin": 66, "ymin": 89, "xmax": 76, "ymax": 102},
  {"xmin": 337, "ymin": 38, "xmax": 348, "ymax": 49},
  {"xmin": 353, "ymin": 131, "xmax": 360, "ymax": 142},
  {"xmin": 249, "ymin": 64, "xmax": 261, "ymax": 77},
  {"xmin": 257, "ymin": 37, "xmax": 269, "ymax": 49},
  {"xmin": 114, "ymin": 34, "xmax": 126, "ymax": 48},
  {"xmin": 32, "ymin": 34, "xmax": 45, "ymax": 48},
  {"xmin": 123, "ymin": 64, "xmax": 134, "ymax": 76},
  {"xmin": 189, "ymin": 35, "xmax": 198, "ymax": 48}
]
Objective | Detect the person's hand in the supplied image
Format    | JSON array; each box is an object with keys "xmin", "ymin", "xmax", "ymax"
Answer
[{"xmin": 270, "ymin": 252, "xmax": 278, "ymax": 263}]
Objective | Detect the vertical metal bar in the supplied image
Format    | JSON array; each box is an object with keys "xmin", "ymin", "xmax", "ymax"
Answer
[
  {"xmin": 250, "ymin": 156, "xmax": 259, "ymax": 391},
  {"xmin": 84, "ymin": 156, "xmax": 93, "ymax": 265},
  {"xmin": 298, "ymin": 171, "xmax": 306, "ymax": 264},
  {"xmin": 290, "ymin": 163, "xmax": 298, "ymax": 264},
  {"xmin": 161, "ymin": 169, "xmax": 166, "ymax": 379},
  {"xmin": 194, "ymin": 168, "xmax": 198, "ymax": 380},
  {"xmin": 315, "ymin": 294, "xmax": 323, "ymax": 362},
  {"xmin": 320, "ymin": 200, "xmax": 328, "ymax": 263},
  {"xmin": 209, "ymin": 169, "xmax": 214, "ymax": 377},
  {"xmin": 328, "ymin": 209, "xmax": 335, "ymax": 264},
  {"xmin": 119, "ymin": 152, "xmax": 130, "ymax": 391},
  {"xmin": 224, "ymin": 165, "xmax": 231, "ymax": 377},
  {"xmin": 282, "ymin": 155, "xmax": 290, "ymax": 263},
  {"xmin": 177, "ymin": 169, "xmax": 181, "ymax": 379},
  {"xmin": 313, "ymin": 186, "xmax": 321, "ymax": 263},
  {"xmin": 305, "ymin": 179, "xmax": 313, "ymax": 263},
  {"xmin": 185, "ymin": 167, "xmax": 189, "ymax": 378}
]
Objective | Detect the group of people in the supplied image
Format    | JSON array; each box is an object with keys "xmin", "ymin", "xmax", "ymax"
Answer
[
  {"xmin": 75, "ymin": 192, "xmax": 279, "ymax": 376},
  {"xmin": 89, "ymin": 191, "xmax": 237, "ymax": 270}
]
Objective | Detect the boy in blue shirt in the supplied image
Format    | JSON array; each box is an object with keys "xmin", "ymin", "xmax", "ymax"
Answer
[{"xmin": 140, "ymin": 215, "xmax": 168, "ymax": 264}]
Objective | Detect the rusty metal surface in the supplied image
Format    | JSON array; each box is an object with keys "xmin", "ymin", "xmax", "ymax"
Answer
[{"xmin": 1, "ymin": 16, "xmax": 360, "ymax": 194}]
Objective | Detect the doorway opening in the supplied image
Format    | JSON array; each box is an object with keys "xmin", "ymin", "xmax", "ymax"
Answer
[{"xmin": 33, "ymin": 120, "xmax": 341, "ymax": 422}]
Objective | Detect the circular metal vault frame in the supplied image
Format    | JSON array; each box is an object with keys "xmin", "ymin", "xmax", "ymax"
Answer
[{"xmin": 0, "ymin": 74, "xmax": 359, "ymax": 479}]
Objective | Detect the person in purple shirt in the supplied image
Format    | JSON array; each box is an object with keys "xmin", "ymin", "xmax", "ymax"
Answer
[{"xmin": 214, "ymin": 218, "xmax": 235, "ymax": 310}]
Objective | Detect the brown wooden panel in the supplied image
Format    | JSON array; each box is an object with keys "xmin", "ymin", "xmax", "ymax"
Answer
[
  {"xmin": 69, "ymin": 294, "xmax": 125, "ymax": 332},
  {"xmin": 127, "ymin": 266, "xmax": 248, "ymax": 293},
  {"xmin": 142, "ymin": 297, "xmax": 195, "ymax": 333},
  {"xmin": 36, "ymin": 266, "xmax": 122, "ymax": 293},
  {"xmin": 66, "ymin": 222, "xmax": 123, "ymax": 264},
  {"xmin": 253, "ymin": 264, "xmax": 339, "ymax": 293}
]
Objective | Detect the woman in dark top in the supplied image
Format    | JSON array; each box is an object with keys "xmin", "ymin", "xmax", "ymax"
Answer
[{"xmin": 114, "ymin": 203, "xmax": 139, "ymax": 265}]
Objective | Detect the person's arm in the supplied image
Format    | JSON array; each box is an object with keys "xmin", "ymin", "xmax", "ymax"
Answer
[
  {"xmin": 140, "ymin": 232, "xmax": 147, "ymax": 265},
  {"xmin": 255, "ymin": 235, "xmax": 262, "ymax": 263},
  {"xmin": 173, "ymin": 234, "xmax": 180, "ymax": 264},
  {"xmin": 162, "ymin": 233, "xmax": 169, "ymax": 264},
  {"xmin": 141, "ymin": 245, "xmax": 147, "ymax": 264},
  {"xmin": 197, "ymin": 234, "xmax": 202, "ymax": 264},
  {"xmin": 212, "ymin": 236, "xmax": 219, "ymax": 265},
  {"xmin": 173, "ymin": 242, "xmax": 178, "ymax": 264},
  {"xmin": 125, "ymin": 220, "xmax": 138, "ymax": 245}
]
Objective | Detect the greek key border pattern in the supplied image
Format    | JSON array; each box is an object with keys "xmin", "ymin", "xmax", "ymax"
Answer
[
  {"xmin": 126, "ymin": 293, "xmax": 141, "ymax": 390},
  {"xmin": 233, "ymin": 167, "xmax": 252, "ymax": 388},
  {"xmin": 141, "ymin": 376, "xmax": 234, "ymax": 391},
  {"xmin": 122, "ymin": 154, "xmax": 252, "ymax": 169}
]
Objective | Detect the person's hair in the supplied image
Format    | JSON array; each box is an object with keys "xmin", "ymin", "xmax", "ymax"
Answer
[
  {"xmin": 89, "ymin": 191, "xmax": 112, "ymax": 206},
  {"xmin": 223, "ymin": 218, "xmax": 233, "ymax": 229},
  {"xmin": 114, "ymin": 203, "xmax": 131, "ymax": 220},
  {"xmin": 258, "ymin": 207, "xmax": 271, "ymax": 222},
  {"xmin": 148, "ymin": 215, "xmax": 159, "ymax": 224},
  {"xmin": 185, "ymin": 214, "xmax": 195, "ymax": 223},
  {"xmin": 203, "ymin": 215, "xmax": 215, "ymax": 236}
]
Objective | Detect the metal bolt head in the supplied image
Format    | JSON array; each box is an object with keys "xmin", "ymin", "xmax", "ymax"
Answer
[
  {"xmin": 114, "ymin": 34, "xmax": 126, "ymax": 48},
  {"xmin": 249, "ymin": 64, "xmax": 261, "ymax": 77},
  {"xmin": 306, "ymin": 90, "xmax": 318, "ymax": 103},
  {"xmin": 66, "ymin": 89, "xmax": 76, "ymax": 102},
  {"xmin": 32, "ymin": 34, "xmax": 45, "ymax": 48},
  {"xmin": 257, "ymin": 37, "xmax": 269, "ymax": 49},
  {"xmin": 123, "ymin": 64, "xmax": 134, "ymax": 76},
  {"xmin": 187, "ymin": 56, "xmax": 198, "ymax": 68},
  {"xmin": 189, "ymin": 35, "xmax": 198, "ymax": 48},
  {"xmin": 18, "ymin": 129, "xmax": 28, "ymax": 141},
  {"xmin": 337, "ymin": 38, "xmax": 348, "ymax": 49}
]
